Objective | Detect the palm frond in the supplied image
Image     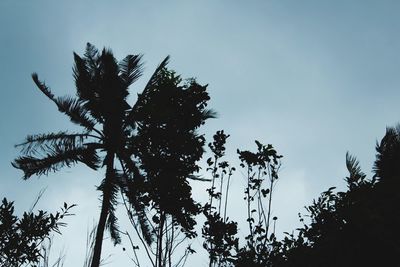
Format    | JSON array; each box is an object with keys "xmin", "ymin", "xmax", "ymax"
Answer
[
  {"xmin": 125, "ymin": 56, "xmax": 170, "ymax": 124},
  {"xmin": 345, "ymin": 152, "xmax": 366, "ymax": 186},
  {"xmin": 12, "ymin": 143, "xmax": 101, "ymax": 179},
  {"xmin": 84, "ymin": 43, "xmax": 100, "ymax": 72},
  {"xmin": 15, "ymin": 131, "xmax": 94, "ymax": 155},
  {"xmin": 143, "ymin": 56, "xmax": 170, "ymax": 92},
  {"xmin": 99, "ymin": 48, "xmax": 119, "ymax": 77},
  {"xmin": 134, "ymin": 203, "xmax": 154, "ymax": 246},
  {"xmin": 119, "ymin": 54, "xmax": 144, "ymax": 88},
  {"xmin": 55, "ymin": 96, "xmax": 98, "ymax": 130},
  {"xmin": 32, "ymin": 73, "xmax": 99, "ymax": 131},
  {"xmin": 73, "ymin": 52, "xmax": 105, "ymax": 123},
  {"xmin": 373, "ymin": 125, "xmax": 400, "ymax": 181},
  {"xmin": 73, "ymin": 52, "xmax": 95, "ymax": 102},
  {"xmin": 105, "ymin": 180, "xmax": 121, "ymax": 245},
  {"xmin": 32, "ymin": 73, "xmax": 55, "ymax": 100},
  {"xmin": 201, "ymin": 109, "xmax": 218, "ymax": 120},
  {"xmin": 98, "ymin": 170, "xmax": 123, "ymax": 245},
  {"xmin": 122, "ymin": 184, "xmax": 154, "ymax": 246},
  {"xmin": 106, "ymin": 207, "xmax": 121, "ymax": 245},
  {"xmin": 117, "ymin": 156, "xmax": 154, "ymax": 245}
]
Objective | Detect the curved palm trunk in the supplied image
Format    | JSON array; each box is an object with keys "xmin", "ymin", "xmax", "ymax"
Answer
[{"xmin": 91, "ymin": 153, "xmax": 114, "ymax": 267}]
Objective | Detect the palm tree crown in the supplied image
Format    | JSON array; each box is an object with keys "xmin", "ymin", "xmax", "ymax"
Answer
[{"xmin": 13, "ymin": 43, "xmax": 214, "ymax": 267}]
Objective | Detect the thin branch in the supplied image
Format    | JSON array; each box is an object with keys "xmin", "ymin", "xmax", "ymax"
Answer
[
  {"xmin": 29, "ymin": 187, "xmax": 47, "ymax": 212},
  {"xmin": 121, "ymin": 193, "xmax": 156, "ymax": 267}
]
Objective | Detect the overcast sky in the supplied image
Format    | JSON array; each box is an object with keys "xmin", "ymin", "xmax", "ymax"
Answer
[{"xmin": 1, "ymin": 1, "xmax": 400, "ymax": 266}]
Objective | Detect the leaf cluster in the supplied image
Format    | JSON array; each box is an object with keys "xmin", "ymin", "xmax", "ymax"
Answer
[{"xmin": 0, "ymin": 199, "xmax": 74, "ymax": 266}]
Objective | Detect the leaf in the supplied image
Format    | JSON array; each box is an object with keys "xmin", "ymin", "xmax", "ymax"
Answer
[
  {"xmin": 12, "ymin": 143, "xmax": 101, "ymax": 179},
  {"xmin": 119, "ymin": 54, "xmax": 144, "ymax": 87},
  {"xmin": 32, "ymin": 74, "xmax": 98, "ymax": 130}
]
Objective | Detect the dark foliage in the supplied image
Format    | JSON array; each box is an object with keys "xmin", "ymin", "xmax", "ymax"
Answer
[
  {"xmin": 269, "ymin": 125, "xmax": 400, "ymax": 267},
  {"xmin": 121, "ymin": 69, "xmax": 215, "ymax": 267},
  {"xmin": 13, "ymin": 43, "xmax": 214, "ymax": 267},
  {"xmin": 0, "ymin": 199, "xmax": 74, "ymax": 266},
  {"xmin": 234, "ymin": 141, "xmax": 282, "ymax": 267},
  {"xmin": 13, "ymin": 44, "xmax": 147, "ymax": 267},
  {"xmin": 12, "ymin": 43, "xmax": 400, "ymax": 267},
  {"xmin": 202, "ymin": 125, "xmax": 400, "ymax": 267},
  {"xmin": 202, "ymin": 131, "xmax": 283, "ymax": 267},
  {"xmin": 202, "ymin": 131, "xmax": 239, "ymax": 267},
  {"xmin": 129, "ymin": 69, "xmax": 213, "ymax": 237}
]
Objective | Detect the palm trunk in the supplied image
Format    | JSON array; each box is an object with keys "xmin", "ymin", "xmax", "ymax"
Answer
[
  {"xmin": 91, "ymin": 153, "xmax": 114, "ymax": 267},
  {"xmin": 157, "ymin": 211, "xmax": 165, "ymax": 267}
]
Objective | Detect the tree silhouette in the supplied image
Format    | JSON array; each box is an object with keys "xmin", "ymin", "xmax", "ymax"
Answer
[
  {"xmin": 374, "ymin": 125, "xmax": 400, "ymax": 184},
  {"xmin": 0, "ymin": 198, "xmax": 74, "ymax": 266},
  {"xmin": 202, "ymin": 131, "xmax": 239, "ymax": 267},
  {"xmin": 201, "ymin": 132, "xmax": 282, "ymax": 267},
  {"xmin": 122, "ymin": 69, "xmax": 215, "ymax": 267},
  {"xmin": 234, "ymin": 141, "xmax": 282, "ymax": 267},
  {"xmin": 268, "ymin": 125, "xmax": 400, "ymax": 267},
  {"xmin": 198, "ymin": 125, "xmax": 400, "ymax": 267},
  {"xmin": 12, "ymin": 43, "xmax": 214, "ymax": 267}
]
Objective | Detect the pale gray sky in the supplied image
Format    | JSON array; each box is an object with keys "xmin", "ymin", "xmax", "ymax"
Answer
[{"xmin": 1, "ymin": 1, "xmax": 400, "ymax": 266}]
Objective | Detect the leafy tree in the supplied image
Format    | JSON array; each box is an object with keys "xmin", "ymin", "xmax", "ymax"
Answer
[
  {"xmin": 122, "ymin": 69, "xmax": 215, "ymax": 267},
  {"xmin": 0, "ymin": 198, "xmax": 74, "ymax": 266},
  {"xmin": 13, "ymin": 43, "xmax": 214, "ymax": 267},
  {"xmin": 270, "ymin": 125, "xmax": 400, "ymax": 267}
]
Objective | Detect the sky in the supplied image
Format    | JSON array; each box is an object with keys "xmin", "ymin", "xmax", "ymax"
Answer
[{"xmin": 1, "ymin": 0, "xmax": 400, "ymax": 266}]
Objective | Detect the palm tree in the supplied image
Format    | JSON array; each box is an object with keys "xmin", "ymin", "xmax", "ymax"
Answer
[
  {"xmin": 12, "ymin": 43, "xmax": 171, "ymax": 267},
  {"xmin": 373, "ymin": 124, "xmax": 400, "ymax": 183}
]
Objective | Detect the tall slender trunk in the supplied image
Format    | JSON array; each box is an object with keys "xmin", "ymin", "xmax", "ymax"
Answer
[
  {"xmin": 246, "ymin": 166, "xmax": 253, "ymax": 246},
  {"xmin": 91, "ymin": 153, "xmax": 114, "ymax": 267},
  {"xmin": 223, "ymin": 172, "xmax": 232, "ymax": 223},
  {"xmin": 157, "ymin": 211, "xmax": 165, "ymax": 267},
  {"xmin": 218, "ymin": 174, "xmax": 224, "ymax": 214},
  {"xmin": 265, "ymin": 175, "xmax": 274, "ymax": 238}
]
